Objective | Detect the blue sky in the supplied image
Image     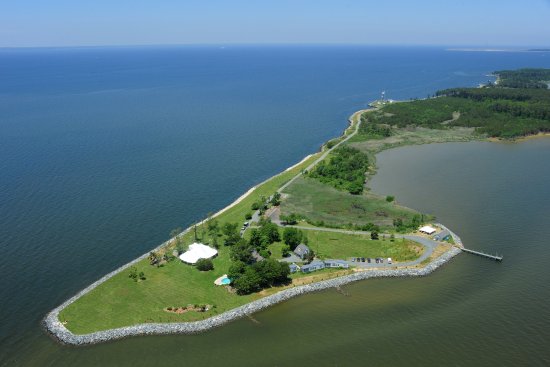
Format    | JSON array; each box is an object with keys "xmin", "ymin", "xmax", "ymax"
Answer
[{"xmin": 1, "ymin": 0, "xmax": 549, "ymax": 47}]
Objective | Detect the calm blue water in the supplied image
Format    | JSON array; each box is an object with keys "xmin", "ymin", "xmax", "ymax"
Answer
[{"xmin": 1, "ymin": 46, "xmax": 549, "ymax": 365}]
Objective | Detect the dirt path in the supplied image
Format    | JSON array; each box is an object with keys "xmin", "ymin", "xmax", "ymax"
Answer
[{"xmin": 441, "ymin": 111, "xmax": 461, "ymax": 125}]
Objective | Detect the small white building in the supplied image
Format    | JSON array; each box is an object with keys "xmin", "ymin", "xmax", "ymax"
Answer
[
  {"xmin": 179, "ymin": 243, "xmax": 218, "ymax": 264},
  {"xmin": 419, "ymin": 225, "xmax": 437, "ymax": 235}
]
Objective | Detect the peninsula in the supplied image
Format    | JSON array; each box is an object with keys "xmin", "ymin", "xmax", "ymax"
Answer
[{"xmin": 44, "ymin": 68, "xmax": 550, "ymax": 345}]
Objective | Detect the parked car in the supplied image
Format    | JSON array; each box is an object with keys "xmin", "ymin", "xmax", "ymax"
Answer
[
  {"xmin": 387, "ymin": 257, "xmax": 392, "ymax": 264},
  {"xmin": 367, "ymin": 258, "xmax": 371, "ymax": 263},
  {"xmin": 361, "ymin": 257, "xmax": 365, "ymax": 262}
]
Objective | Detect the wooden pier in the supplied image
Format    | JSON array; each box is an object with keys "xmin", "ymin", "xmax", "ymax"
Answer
[{"xmin": 461, "ymin": 248, "xmax": 503, "ymax": 261}]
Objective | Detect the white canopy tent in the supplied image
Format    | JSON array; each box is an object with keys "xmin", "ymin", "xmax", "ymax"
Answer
[
  {"xmin": 179, "ymin": 243, "xmax": 218, "ymax": 264},
  {"xmin": 419, "ymin": 225, "xmax": 437, "ymax": 235}
]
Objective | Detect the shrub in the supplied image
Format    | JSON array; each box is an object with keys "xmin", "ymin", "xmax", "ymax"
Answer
[
  {"xmin": 386, "ymin": 195, "xmax": 395, "ymax": 202},
  {"xmin": 370, "ymin": 231, "xmax": 379, "ymax": 240},
  {"xmin": 128, "ymin": 267, "xmax": 138, "ymax": 282},
  {"xmin": 245, "ymin": 212, "xmax": 252, "ymax": 220},
  {"xmin": 281, "ymin": 244, "xmax": 291, "ymax": 257},
  {"xmin": 196, "ymin": 258, "xmax": 214, "ymax": 271}
]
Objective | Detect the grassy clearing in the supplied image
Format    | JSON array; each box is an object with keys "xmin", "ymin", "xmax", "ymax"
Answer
[
  {"xmin": 267, "ymin": 229, "xmax": 423, "ymax": 262},
  {"xmin": 59, "ymin": 153, "xmax": 321, "ymax": 334},
  {"xmin": 281, "ymin": 176, "xmax": 418, "ymax": 229},
  {"xmin": 305, "ymin": 230, "xmax": 423, "ymax": 261},
  {"xmin": 59, "ymin": 246, "xmax": 257, "ymax": 334},
  {"xmin": 348, "ymin": 125, "xmax": 478, "ymax": 154}
]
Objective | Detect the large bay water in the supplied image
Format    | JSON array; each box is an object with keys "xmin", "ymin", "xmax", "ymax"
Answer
[{"xmin": 1, "ymin": 46, "xmax": 549, "ymax": 366}]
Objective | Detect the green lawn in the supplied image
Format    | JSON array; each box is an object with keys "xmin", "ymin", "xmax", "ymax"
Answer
[
  {"xmin": 59, "ymin": 153, "xmax": 321, "ymax": 334},
  {"xmin": 281, "ymin": 176, "xmax": 419, "ymax": 229},
  {"xmin": 306, "ymin": 230, "xmax": 424, "ymax": 261},
  {"xmin": 269, "ymin": 229, "xmax": 423, "ymax": 262}
]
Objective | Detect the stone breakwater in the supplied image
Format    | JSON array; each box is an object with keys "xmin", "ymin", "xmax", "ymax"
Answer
[{"xmin": 43, "ymin": 247, "xmax": 462, "ymax": 346}]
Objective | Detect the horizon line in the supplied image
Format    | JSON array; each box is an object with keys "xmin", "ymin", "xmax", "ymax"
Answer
[{"xmin": 1, "ymin": 42, "xmax": 549, "ymax": 50}]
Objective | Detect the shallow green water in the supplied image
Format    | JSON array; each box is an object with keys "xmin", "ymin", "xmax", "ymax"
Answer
[{"xmin": 9, "ymin": 139, "xmax": 550, "ymax": 366}]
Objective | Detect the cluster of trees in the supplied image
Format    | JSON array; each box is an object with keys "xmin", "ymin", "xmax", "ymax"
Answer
[
  {"xmin": 251, "ymin": 192, "xmax": 282, "ymax": 215},
  {"xmin": 222, "ymin": 222, "xmax": 242, "ymax": 247},
  {"xmin": 359, "ymin": 114, "xmax": 393, "ymax": 137},
  {"xmin": 248, "ymin": 220, "xmax": 280, "ymax": 255},
  {"xmin": 307, "ymin": 146, "xmax": 370, "ymax": 194},
  {"xmin": 226, "ymin": 219, "xmax": 279, "ymax": 264},
  {"xmin": 494, "ymin": 68, "xmax": 550, "ymax": 89},
  {"xmin": 393, "ymin": 214, "xmax": 425, "ymax": 233},
  {"xmin": 280, "ymin": 212, "xmax": 300, "ymax": 225},
  {"xmin": 282, "ymin": 227, "xmax": 307, "ymax": 250},
  {"xmin": 228, "ymin": 258, "xmax": 291, "ymax": 295}
]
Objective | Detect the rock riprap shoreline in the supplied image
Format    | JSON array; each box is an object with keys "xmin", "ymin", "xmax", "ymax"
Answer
[{"xmin": 43, "ymin": 246, "xmax": 462, "ymax": 345}]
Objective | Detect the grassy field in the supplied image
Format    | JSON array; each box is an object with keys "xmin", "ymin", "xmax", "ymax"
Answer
[
  {"xmin": 59, "ymin": 153, "xmax": 322, "ymax": 334},
  {"xmin": 348, "ymin": 125, "xmax": 478, "ymax": 154},
  {"xmin": 307, "ymin": 231, "xmax": 424, "ymax": 261},
  {"xmin": 280, "ymin": 176, "xmax": 419, "ymax": 229},
  {"xmin": 59, "ymin": 245, "xmax": 258, "ymax": 334},
  {"xmin": 268, "ymin": 229, "xmax": 423, "ymax": 262}
]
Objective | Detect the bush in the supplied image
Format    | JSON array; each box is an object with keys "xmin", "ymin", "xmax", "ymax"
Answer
[
  {"xmin": 196, "ymin": 258, "xmax": 214, "ymax": 271},
  {"xmin": 128, "ymin": 267, "xmax": 138, "ymax": 282},
  {"xmin": 281, "ymin": 244, "xmax": 291, "ymax": 257},
  {"xmin": 280, "ymin": 213, "xmax": 299, "ymax": 225},
  {"xmin": 386, "ymin": 195, "xmax": 395, "ymax": 202},
  {"xmin": 245, "ymin": 212, "xmax": 252, "ymax": 220},
  {"xmin": 270, "ymin": 192, "xmax": 281, "ymax": 206}
]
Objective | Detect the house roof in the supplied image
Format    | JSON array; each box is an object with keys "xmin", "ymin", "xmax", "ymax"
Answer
[
  {"xmin": 302, "ymin": 259, "xmax": 324, "ymax": 270},
  {"xmin": 179, "ymin": 243, "xmax": 218, "ymax": 264},
  {"xmin": 419, "ymin": 225, "xmax": 437, "ymax": 234},
  {"xmin": 324, "ymin": 259, "xmax": 348, "ymax": 265},
  {"xmin": 251, "ymin": 249, "xmax": 264, "ymax": 262},
  {"xmin": 294, "ymin": 243, "xmax": 310, "ymax": 256}
]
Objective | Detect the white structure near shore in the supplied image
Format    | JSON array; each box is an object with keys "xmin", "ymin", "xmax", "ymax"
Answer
[
  {"xmin": 419, "ymin": 225, "xmax": 437, "ymax": 235},
  {"xmin": 179, "ymin": 243, "xmax": 218, "ymax": 264}
]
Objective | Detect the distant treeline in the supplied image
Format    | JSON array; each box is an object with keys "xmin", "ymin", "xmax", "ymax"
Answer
[
  {"xmin": 367, "ymin": 69, "xmax": 550, "ymax": 138},
  {"xmin": 494, "ymin": 68, "xmax": 550, "ymax": 89}
]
